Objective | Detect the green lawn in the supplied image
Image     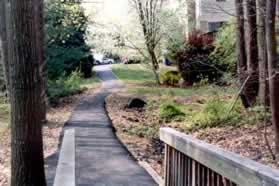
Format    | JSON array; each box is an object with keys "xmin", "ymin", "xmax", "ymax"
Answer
[
  {"xmin": 129, "ymin": 85, "xmax": 236, "ymax": 97},
  {"xmin": 112, "ymin": 63, "xmax": 236, "ymax": 97},
  {"xmin": 80, "ymin": 75, "xmax": 100, "ymax": 89},
  {"xmin": 112, "ymin": 64, "xmax": 156, "ymax": 84}
]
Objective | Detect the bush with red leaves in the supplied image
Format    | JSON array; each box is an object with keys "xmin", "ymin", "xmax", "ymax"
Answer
[{"xmin": 175, "ymin": 30, "xmax": 222, "ymax": 85}]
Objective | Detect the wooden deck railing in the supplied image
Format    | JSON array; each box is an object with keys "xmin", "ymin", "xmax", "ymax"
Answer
[{"xmin": 160, "ymin": 128, "xmax": 279, "ymax": 186}]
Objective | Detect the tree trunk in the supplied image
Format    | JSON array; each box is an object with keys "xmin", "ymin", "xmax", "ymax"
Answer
[
  {"xmin": 135, "ymin": 0, "xmax": 161, "ymax": 84},
  {"xmin": 245, "ymin": 0, "xmax": 259, "ymax": 107},
  {"xmin": 235, "ymin": 0, "xmax": 250, "ymax": 108},
  {"xmin": 5, "ymin": 0, "xmax": 46, "ymax": 185},
  {"xmin": 148, "ymin": 48, "xmax": 160, "ymax": 84},
  {"xmin": 35, "ymin": 0, "xmax": 47, "ymax": 123},
  {"xmin": 266, "ymin": 0, "xmax": 279, "ymax": 157},
  {"xmin": 257, "ymin": 0, "xmax": 269, "ymax": 105},
  {"xmin": 0, "ymin": 0, "xmax": 10, "ymax": 96}
]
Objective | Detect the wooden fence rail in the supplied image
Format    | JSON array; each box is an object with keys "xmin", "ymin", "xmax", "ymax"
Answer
[{"xmin": 160, "ymin": 128, "xmax": 279, "ymax": 186}]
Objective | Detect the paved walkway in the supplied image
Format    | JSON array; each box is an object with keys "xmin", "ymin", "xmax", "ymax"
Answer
[{"xmin": 66, "ymin": 65, "xmax": 157, "ymax": 186}]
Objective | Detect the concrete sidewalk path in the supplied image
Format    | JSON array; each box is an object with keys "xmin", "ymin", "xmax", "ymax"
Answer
[{"xmin": 69, "ymin": 65, "xmax": 157, "ymax": 186}]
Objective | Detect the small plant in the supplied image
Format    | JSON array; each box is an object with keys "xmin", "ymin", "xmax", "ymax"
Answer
[
  {"xmin": 159, "ymin": 70, "xmax": 181, "ymax": 86},
  {"xmin": 158, "ymin": 101, "xmax": 185, "ymax": 122},
  {"xmin": 47, "ymin": 71, "xmax": 85, "ymax": 104},
  {"xmin": 193, "ymin": 76, "xmax": 209, "ymax": 87},
  {"xmin": 190, "ymin": 97, "xmax": 242, "ymax": 130}
]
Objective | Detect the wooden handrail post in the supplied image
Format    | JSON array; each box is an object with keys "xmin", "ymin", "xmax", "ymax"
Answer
[{"xmin": 160, "ymin": 127, "xmax": 279, "ymax": 186}]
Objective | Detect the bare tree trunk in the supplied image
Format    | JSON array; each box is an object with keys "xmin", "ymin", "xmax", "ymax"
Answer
[
  {"xmin": 0, "ymin": 0, "xmax": 10, "ymax": 96},
  {"xmin": 235, "ymin": 0, "xmax": 250, "ymax": 108},
  {"xmin": 257, "ymin": 0, "xmax": 269, "ymax": 105},
  {"xmin": 245, "ymin": 0, "xmax": 259, "ymax": 107},
  {"xmin": 35, "ymin": 0, "xmax": 47, "ymax": 123},
  {"xmin": 5, "ymin": 0, "xmax": 46, "ymax": 185},
  {"xmin": 134, "ymin": 0, "xmax": 161, "ymax": 84},
  {"xmin": 266, "ymin": 0, "xmax": 279, "ymax": 158},
  {"xmin": 149, "ymin": 48, "xmax": 160, "ymax": 83}
]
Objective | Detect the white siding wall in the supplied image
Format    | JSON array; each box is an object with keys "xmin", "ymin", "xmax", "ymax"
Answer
[{"xmin": 196, "ymin": 0, "xmax": 235, "ymax": 22}]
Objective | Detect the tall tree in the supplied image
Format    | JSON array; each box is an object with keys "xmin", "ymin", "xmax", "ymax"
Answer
[
  {"xmin": 131, "ymin": 0, "xmax": 163, "ymax": 83},
  {"xmin": 36, "ymin": 0, "xmax": 47, "ymax": 123},
  {"xmin": 245, "ymin": 0, "xmax": 259, "ymax": 107},
  {"xmin": 0, "ymin": 0, "xmax": 9, "ymax": 95},
  {"xmin": 235, "ymin": 0, "xmax": 250, "ymax": 108},
  {"xmin": 257, "ymin": 0, "xmax": 269, "ymax": 105},
  {"xmin": 266, "ymin": 0, "xmax": 279, "ymax": 158},
  {"xmin": 3, "ymin": 0, "xmax": 46, "ymax": 185}
]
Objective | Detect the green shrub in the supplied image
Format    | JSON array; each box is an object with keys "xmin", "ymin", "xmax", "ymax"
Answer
[
  {"xmin": 193, "ymin": 76, "xmax": 209, "ymax": 87},
  {"xmin": 210, "ymin": 20, "xmax": 237, "ymax": 74},
  {"xmin": 127, "ymin": 56, "xmax": 142, "ymax": 64},
  {"xmin": 176, "ymin": 30, "xmax": 222, "ymax": 85},
  {"xmin": 45, "ymin": 0, "xmax": 93, "ymax": 80},
  {"xmin": 159, "ymin": 70, "xmax": 181, "ymax": 86},
  {"xmin": 47, "ymin": 71, "xmax": 84, "ymax": 102},
  {"xmin": 159, "ymin": 102, "xmax": 185, "ymax": 122},
  {"xmin": 191, "ymin": 97, "xmax": 242, "ymax": 130}
]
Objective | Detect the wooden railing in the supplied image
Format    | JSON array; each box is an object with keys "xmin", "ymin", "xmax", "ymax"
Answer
[{"xmin": 160, "ymin": 128, "xmax": 279, "ymax": 186}]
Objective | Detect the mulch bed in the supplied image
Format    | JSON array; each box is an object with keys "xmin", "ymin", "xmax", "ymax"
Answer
[{"xmin": 106, "ymin": 92, "xmax": 279, "ymax": 178}]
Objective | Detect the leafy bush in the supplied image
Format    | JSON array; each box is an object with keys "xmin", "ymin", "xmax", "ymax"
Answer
[
  {"xmin": 47, "ymin": 71, "xmax": 84, "ymax": 103},
  {"xmin": 175, "ymin": 30, "xmax": 222, "ymax": 85},
  {"xmin": 193, "ymin": 76, "xmax": 209, "ymax": 87},
  {"xmin": 159, "ymin": 102, "xmax": 185, "ymax": 122},
  {"xmin": 126, "ymin": 56, "xmax": 142, "ymax": 64},
  {"xmin": 104, "ymin": 52, "xmax": 121, "ymax": 61},
  {"xmin": 45, "ymin": 0, "xmax": 93, "ymax": 79},
  {"xmin": 191, "ymin": 97, "xmax": 242, "ymax": 129},
  {"xmin": 210, "ymin": 20, "xmax": 237, "ymax": 74},
  {"xmin": 159, "ymin": 69, "xmax": 181, "ymax": 86}
]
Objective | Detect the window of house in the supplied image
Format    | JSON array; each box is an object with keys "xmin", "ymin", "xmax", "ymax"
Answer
[{"xmin": 208, "ymin": 22, "xmax": 224, "ymax": 32}]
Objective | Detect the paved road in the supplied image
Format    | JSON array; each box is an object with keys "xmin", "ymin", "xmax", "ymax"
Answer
[{"xmin": 67, "ymin": 65, "xmax": 157, "ymax": 186}]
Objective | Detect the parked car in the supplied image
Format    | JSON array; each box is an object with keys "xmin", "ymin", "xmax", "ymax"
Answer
[{"xmin": 102, "ymin": 58, "xmax": 114, "ymax": 64}]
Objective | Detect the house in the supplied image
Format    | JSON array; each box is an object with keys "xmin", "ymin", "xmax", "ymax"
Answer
[{"xmin": 186, "ymin": 0, "xmax": 235, "ymax": 35}]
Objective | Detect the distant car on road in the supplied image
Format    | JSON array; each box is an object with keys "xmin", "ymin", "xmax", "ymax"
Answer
[{"xmin": 102, "ymin": 58, "xmax": 114, "ymax": 64}]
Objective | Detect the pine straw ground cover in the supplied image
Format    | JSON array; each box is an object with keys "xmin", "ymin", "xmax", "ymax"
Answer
[
  {"xmin": 106, "ymin": 90, "xmax": 279, "ymax": 177},
  {"xmin": 0, "ymin": 83, "xmax": 100, "ymax": 186}
]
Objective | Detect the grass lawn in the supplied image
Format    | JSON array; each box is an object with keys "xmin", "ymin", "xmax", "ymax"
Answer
[
  {"xmin": 80, "ymin": 75, "xmax": 100, "ymax": 89},
  {"xmin": 112, "ymin": 63, "xmax": 236, "ymax": 97},
  {"xmin": 112, "ymin": 64, "xmax": 156, "ymax": 84},
  {"xmin": 129, "ymin": 85, "xmax": 235, "ymax": 97}
]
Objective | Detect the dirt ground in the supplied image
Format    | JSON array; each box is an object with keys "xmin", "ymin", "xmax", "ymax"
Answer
[
  {"xmin": 106, "ymin": 92, "xmax": 279, "ymax": 177},
  {"xmin": 0, "ymin": 87, "xmax": 99, "ymax": 186}
]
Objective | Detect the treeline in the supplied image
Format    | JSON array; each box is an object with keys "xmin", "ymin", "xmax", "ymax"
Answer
[
  {"xmin": 234, "ymin": 0, "xmax": 279, "ymax": 157},
  {"xmin": 45, "ymin": 0, "xmax": 93, "ymax": 80},
  {"xmin": 0, "ymin": 0, "xmax": 93, "ymax": 96}
]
